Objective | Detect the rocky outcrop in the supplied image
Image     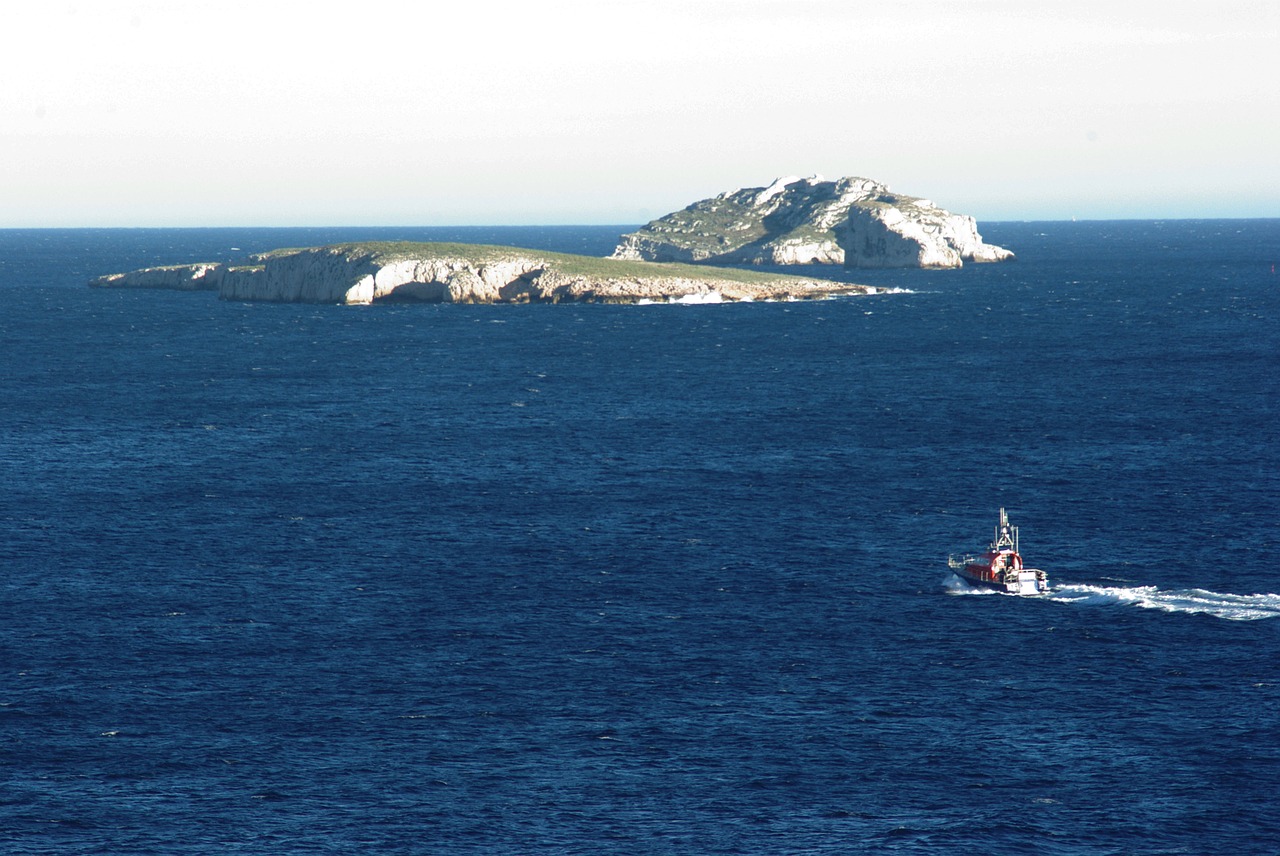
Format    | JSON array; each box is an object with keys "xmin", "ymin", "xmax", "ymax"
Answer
[
  {"xmin": 612, "ymin": 176, "xmax": 1013, "ymax": 269},
  {"xmin": 91, "ymin": 242, "xmax": 878, "ymax": 305},
  {"xmin": 89, "ymin": 263, "xmax": 224, "ymax": 291}
]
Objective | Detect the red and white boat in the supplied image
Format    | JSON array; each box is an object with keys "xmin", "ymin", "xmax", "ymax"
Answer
[{"xmin": 948, "ymin": 508, "xmax": 1049, "ymax": 595}]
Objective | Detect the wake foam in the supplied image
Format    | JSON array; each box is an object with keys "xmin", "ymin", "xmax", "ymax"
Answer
[{"xmin": 1049, "ymin": 584, "xmax": 1280, "ymax": 621}]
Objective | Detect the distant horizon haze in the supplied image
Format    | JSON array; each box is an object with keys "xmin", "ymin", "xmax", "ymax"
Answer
[{"xmin": 3, "ymin": 1, "xmax": 1276, "ymax": 227}]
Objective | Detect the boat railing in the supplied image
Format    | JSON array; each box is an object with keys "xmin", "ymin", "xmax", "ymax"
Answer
[{"xmin": 947, "ymin": 554, "xmax": 975, "ymax": 570}]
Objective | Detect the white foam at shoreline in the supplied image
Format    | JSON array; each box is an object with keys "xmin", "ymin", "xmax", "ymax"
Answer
[{"xmin": 635, "ymin": 287, "xmax": 915, "ymax": 305}]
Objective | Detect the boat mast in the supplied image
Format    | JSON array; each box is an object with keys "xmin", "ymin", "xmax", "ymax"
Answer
[{"xmin": 994, "ymin": 507, "xmax": 1019, "ymax": 553}]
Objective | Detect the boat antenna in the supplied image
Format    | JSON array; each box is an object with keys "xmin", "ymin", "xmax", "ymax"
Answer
[{"xmin": 994, "ymin": 507, "xmax": 1018, "ymax": 552}]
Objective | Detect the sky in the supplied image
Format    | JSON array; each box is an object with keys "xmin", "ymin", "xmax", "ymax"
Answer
[{"xmin": 3, "ymin": 0, "xmax": 1278, "ymax": 226}]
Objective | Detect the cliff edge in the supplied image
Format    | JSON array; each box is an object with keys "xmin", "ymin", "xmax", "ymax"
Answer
[
  {"xmin": 612, "ymin": 176, "xmax": 1013, "ymax": 269},
  {"xmin": 90, "ymin": 242, "xmax": 878, "ymax": 305}
]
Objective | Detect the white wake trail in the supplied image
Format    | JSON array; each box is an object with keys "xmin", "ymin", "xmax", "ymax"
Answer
[{"xmin": 1049, "ymin": 584, "xmax": 1280, "ymax": 621}]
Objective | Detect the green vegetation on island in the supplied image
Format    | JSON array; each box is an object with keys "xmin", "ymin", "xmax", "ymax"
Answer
[{"xmin": 92, "ymin": 241, "xmax": 877, "ymax": 305}]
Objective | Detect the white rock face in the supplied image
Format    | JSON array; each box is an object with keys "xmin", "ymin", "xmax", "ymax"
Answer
[
  {"xmin": 91, "ymin": 243, "xmax": 877, "ymax": 305},
  {"xmin": 214, "ymin": 249, "xmax": 551, "ymax": 305},
  {"xmin": 210, "ymin": 249, "xmax": 547, "ymax": 305},
  {"xmin": 613, "ymin": 176, "xmax": 1012, "ymax": 269},
  {"xmin": 88, "ymin": 263, "xmax": 223, "ymax": 290},
  {"xmin": 840, "ymin": 202, "xmax": 1015, "ymax": 269}
]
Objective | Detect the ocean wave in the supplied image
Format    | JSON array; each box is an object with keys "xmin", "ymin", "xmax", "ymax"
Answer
[{"xmin": 1049, "ymin": 584, "xmax": 1280, "ymax": 621}]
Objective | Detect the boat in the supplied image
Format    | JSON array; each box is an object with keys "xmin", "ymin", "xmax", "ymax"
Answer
[{"xmin": 948, "ymin": 508, "xmax": 1049, "ymax": 595}]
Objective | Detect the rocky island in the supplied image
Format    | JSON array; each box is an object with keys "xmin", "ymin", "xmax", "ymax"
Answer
[
  {"xmin": 90, "ymin": 241, "xmax": 878, "ymax": 305},
  {"xmin": 612, "ymin": 175, "xmax": 1013, "ymax": 269}
]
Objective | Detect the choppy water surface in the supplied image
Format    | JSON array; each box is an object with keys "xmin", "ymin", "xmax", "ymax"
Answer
[{"xmin": 2, "ymin": 221, "xmax": 1278, "ymax": 854}]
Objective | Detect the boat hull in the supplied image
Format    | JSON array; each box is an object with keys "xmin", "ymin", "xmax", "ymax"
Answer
[{"xmin": 952, "ymin": 565, "xmax": 1049, "ymax": 595}]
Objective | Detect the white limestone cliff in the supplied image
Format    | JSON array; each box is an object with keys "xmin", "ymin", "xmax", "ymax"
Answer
[
  {"xmin": 88, "ymin": 263, "xmax": 224, "ymax": 291},
  {"xmin": 216, "ymin": 248, "xmax": 557, "ymax": 304},
  {"xmin": 91, "ymin": 243, "xmax": 876, "ymax": 305},
  {"xmin": 612, "ymin": 176, "xmax": 1013, "ymax": 269},
  {"xmin": 839, "ymin": 200, "xmax": 1015, "ymax": 268}
]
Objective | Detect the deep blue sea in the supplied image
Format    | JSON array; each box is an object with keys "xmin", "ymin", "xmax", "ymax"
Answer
[{"xmin": 2, "ymin": 221, "xmax": 1278, "ymax": 854}]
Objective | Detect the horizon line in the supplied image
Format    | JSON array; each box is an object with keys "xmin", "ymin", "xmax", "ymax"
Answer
[{"xmin": 2, "ymin": 215, "xmax": 1279, "ymax": 230}]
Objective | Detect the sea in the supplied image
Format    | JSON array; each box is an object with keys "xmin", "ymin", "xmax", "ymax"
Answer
[{"xmin": 1, "ymin": 220, "xmax": 1278, "ymax": 855}]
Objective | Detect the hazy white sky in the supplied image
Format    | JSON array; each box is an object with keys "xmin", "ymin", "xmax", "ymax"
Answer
[{"xmin": 3, "ymin": 0, "xmax": 1277, "ymax": 225}]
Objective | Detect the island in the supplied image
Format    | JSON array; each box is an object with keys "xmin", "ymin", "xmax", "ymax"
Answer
[
  {"xmin": 89, "ymin": 241, "xmax": 881, "ymax": 305},
  {"xmin": 612, "ymin": 175, "xmax": 1013, "ymax": 269}
]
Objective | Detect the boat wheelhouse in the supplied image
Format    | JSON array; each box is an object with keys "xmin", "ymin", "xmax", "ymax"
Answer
[{"xmin": 948, "ymin": 508, "xmax": 1049, "ymax": 595}]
